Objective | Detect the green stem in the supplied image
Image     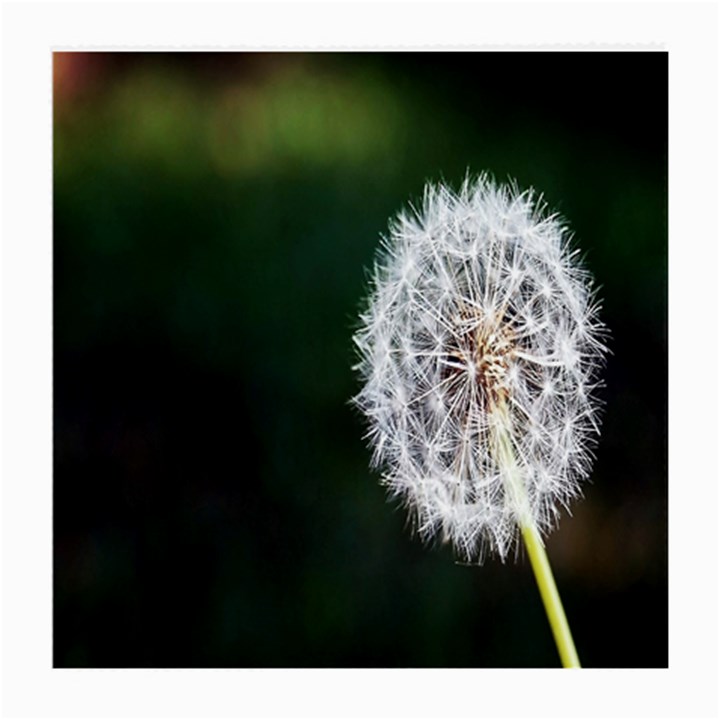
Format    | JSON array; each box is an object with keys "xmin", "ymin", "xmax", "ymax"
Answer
[
  {"xmin": 492, "ymin": 400, "xmax": 581, "ymax": 669},
  {"xmin": 519, "ymin": 519, "xmax": 580, "ymax": 668}
]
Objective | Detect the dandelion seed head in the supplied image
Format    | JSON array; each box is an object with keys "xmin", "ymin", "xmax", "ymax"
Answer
[{"xmin": 353, "ymin": 174, "xmax": 608, "ymax": 563}]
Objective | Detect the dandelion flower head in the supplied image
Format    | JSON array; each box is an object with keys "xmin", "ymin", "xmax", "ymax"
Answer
[{"xmin": 353, "ymin": 174, "xmax": 607, "ymax": 563}]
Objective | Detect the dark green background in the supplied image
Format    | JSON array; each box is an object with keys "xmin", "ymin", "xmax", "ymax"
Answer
[{"xmin": 53, "ymin": 52, "xmax": 667, "ymax": 668}]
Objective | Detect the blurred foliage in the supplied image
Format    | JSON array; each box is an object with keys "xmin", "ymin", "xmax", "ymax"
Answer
[{"xmin": 54, "ymin": 52, "xmax": 667, "ymax": 668}]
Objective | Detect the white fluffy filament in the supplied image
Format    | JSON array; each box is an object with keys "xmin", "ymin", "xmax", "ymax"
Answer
[{"xmin": 353, "ymin": 174, "xmax": 607, "ymax": 563}]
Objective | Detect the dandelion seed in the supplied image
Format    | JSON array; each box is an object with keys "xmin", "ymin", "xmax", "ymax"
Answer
[{"xmin": 353, "ymin": 174, "xmax": 608, "ymax": 667}]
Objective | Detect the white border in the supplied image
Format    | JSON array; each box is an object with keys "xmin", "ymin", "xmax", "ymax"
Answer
[{"xmin": 1, "ymin": 1, "xmax": 718, "ymax": 718}]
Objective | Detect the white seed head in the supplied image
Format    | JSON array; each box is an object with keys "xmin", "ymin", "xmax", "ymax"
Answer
[{"xmin": 353, "ymin": 174, "xmax": 608, "ymax": 563}]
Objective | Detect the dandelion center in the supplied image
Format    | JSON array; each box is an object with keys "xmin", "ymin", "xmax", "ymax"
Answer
[
  {"xmin": 473, "ymin": 318, "xmax": 515, "ymax": 405},
  {"xmin": 445, "ymin": 309, "xmax": 516, "ymax": 409}
]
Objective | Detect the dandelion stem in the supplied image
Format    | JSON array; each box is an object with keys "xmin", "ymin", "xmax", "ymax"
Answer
[
  {"xmin": 519, "ymin": 519, "xmax": 581, "ymax": 668},
  {"xmin": 492, "ymin": 400, "xmax": 581, "ymax": 668}
]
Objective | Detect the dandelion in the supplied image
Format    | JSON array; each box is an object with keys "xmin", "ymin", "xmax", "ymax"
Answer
[{"xmin": 353, "ymin": 174, "xmax": 607, "ymax": 667}]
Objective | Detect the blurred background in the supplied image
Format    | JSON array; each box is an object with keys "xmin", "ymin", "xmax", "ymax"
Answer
[{"xmin": 53, "ymin": 52, "xmax": 667, "ymax": 668}]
